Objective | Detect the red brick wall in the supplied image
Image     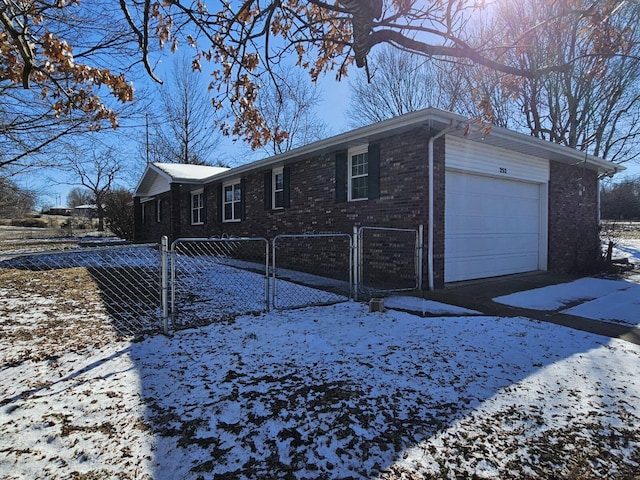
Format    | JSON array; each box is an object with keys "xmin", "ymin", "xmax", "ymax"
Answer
[
  {"xmin": 135, "ymin": 132, "xmax": 601, "ymax": 287},
  {"xmin": 432, "ymin": 136, "xmax": 446, "ymax": 289},
  {"xmin": 134, "ymin": 196, "xmax": 168, "ymax": 243},
  {"xmin": 134, "ymin": 128, "xmax": 445, "ymax": 288},
  {"xmin": 207, "ymin": 127, "xmax": 434, "ymax": 287},
  {"xmin": 547, "ymin": 161, "xmax": 601, "ymax": 273},
  {"xmin": 208, "ymin": 128, "xmax": 430, "ymax": 239}
]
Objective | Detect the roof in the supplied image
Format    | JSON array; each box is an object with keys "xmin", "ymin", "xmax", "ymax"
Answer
[
  {"xmin": 153, "ymin": 163, "xmax": 229, "ymax": 181},
  {"xmin": 134, "ymin": 162, "xmax": 229, "ymax": 198},
  {"xmin": 135, "ymin": 108, "xmax": 624, "ymax": 197},
  {"xmin": 204, "ymin": 108, "xmax": 623, "ymax": 183}
]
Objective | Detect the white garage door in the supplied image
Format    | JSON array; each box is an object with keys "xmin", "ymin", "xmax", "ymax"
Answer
[{"xmin": 445, "ymin": 171, "xmax": 542, "ymax": 282}]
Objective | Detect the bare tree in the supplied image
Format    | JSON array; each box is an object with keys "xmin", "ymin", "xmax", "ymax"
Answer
[
  {"xmin": 147, "ymin": 55, "xmax": 221, "ymax": 165},
  {"xmin": 255, "ymin": 68, "xmax": 329, "ymax": 155},
  {"xmin": 601, "ymin": 177, "xmax": 640, "ymax": 220},
  {"xmin": 66, "ymin": 187, "xmax": 94, "ymax": 208},
  {"xmin": 3, "ymin": 1, "xmax": 635, "ymax": 152},
  {"xmin": 347, "ymin": 45, "xmax": 455, "ymax": 127},
  {"xmin": 0, "ymin": 176, "xmax": 36, "ymax": 218},
  {"xmin": 458, "ymin": 0, "xmax": 640, "ymax": 164},
  {"xmin": 0, "ymin": 0, "xmax": 143, "ymax": 170},
  {"xmin": 104, "ymin": 188, "xmax": 134, "ymax": 241},
  {"xmin": 66, "ymin": 148, "xmax": 122, "ymax": 231}
]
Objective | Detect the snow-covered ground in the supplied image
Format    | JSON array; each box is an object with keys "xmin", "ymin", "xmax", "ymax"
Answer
[
  {"xmin": 1, "ymin": 239, "xmax": 639, "ymax": 479},
  {"xmin": 495, "ymin": 239, "xmax": 640, "ymax": 327}
]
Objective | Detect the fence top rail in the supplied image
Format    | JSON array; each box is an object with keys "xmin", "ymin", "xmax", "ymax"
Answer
[
  {"xmin": 0, "ymin": 242, "xmax": 159, "ymax": 261},
  {"xmin": 273, "ymin": 233, "xmax": 353, "ymax": 240},
  {"xmin": 357, "ymin": 226, "xmax": 419, "ymax": 234}
]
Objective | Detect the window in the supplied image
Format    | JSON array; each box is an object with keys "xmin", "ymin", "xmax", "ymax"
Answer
[
  {"xmin": 191, "ymin": 190, "xmax": 204, "ymax": 225},
  {"xmin": 156, "ymin": 198, "xmax": 162, "ymax": 223},
  {"xmin": 223, "ymin": 181, "xmax": 242, "ymax": 222},
  {"xmin": 335, "ymin": 144, "xmax": 379, "ymax": 203},
  {"xmin": 273, "ymin": 168, "xmax": 284, "ymax": 209},
  {"xmin": 349, "ymin": 146, "xmax": 369, "ymax": 201},
  {"xmin": 264, "ymin": 167, "xmax": 290, "ymax": 210}
]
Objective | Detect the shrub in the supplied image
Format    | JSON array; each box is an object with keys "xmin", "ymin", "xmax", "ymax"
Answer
[
  {"xmin": 104, "ymin": 189, "xmax": 134, "ymax": 240},
  {"xmin": 10, "ymin": 218, "xmax": 48, "ymax": 228}
]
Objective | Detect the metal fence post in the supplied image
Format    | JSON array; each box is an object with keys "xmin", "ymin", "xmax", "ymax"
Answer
[
  {"xmin": 160, "ymin": 236, "xmax": 170, "ymax": 335},
  {"xmin": 353, "ymin": 226, "xmax": 359, "ymax": 301},
  {"xmin": 417, "ymin": 224, "xmax": 424, "ymax": 291},
  {"xmin": 271, "ymin": 237, "xmax": 277, "ymax": 309},
  {"xmin": 265, "ymin": 238, "xmax": 270, "ymax": 312}
]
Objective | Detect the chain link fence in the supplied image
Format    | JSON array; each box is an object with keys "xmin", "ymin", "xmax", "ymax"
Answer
[
  {"xmin": 0, "ymin": 243, "xmax": 162, "ymax": 335},
  {"xmin": 170, "ymin": 238, "xmax": 269, "ymax": 329},
  {"xmin": 355, "ymin": 226, "xmax": 423, "ymax": 298},
  {"xmin": 1, "ymin": 226, "xmax": 422, "ymax": 338},
  {"xmin": 272, "ymin": 234, "xmax": 352, "ymax": 309}
]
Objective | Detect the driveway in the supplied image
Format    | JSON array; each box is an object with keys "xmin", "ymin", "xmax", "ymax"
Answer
[{"xmin": 392, "ymin": 271, "xmax": 640, "ymax": 346}]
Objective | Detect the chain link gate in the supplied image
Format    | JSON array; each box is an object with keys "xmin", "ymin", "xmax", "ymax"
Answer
[
  {"xmin": 169, "ymin": 237, "xmax": 269, "ymax": 329},
  {"xmin": 354, "ymin": 226, "xmax": 423, "ymax": 299},
  {"xmin": 272, "ymin": 233, "xmax": 352, "ymax": 309}
]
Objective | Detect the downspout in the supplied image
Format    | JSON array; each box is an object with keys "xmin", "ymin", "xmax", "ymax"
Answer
[
  {"xmin": 427, "ymin": 123, "xmax": 457, "ymax": 290},
  {"xmin": 597, "ymin": 176, "xmax": 601, "ymax": 224},
  {"xmin": 597, "ymin": 169, "xmax": 618, "ymax": 224}
]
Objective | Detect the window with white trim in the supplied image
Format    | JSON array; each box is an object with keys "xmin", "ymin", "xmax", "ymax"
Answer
[
  {"xmin": 191, "ymin": 189, "xmax": 204, "ymax": 225},
  {"xmin": 273, "ymin": 167, "xmax": 284, "ymax": 209},
  {"xmin": 223, "ymin": 181, "xmax": 242, "ymax": 222},
  {"xmin": 348, "ymin": 145, "xmax": 369, "ymax": 201}
]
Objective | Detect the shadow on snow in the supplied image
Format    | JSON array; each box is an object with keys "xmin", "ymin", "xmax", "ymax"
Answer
[{"xmin": 1, "ymin": 246, "xmax": 639, "ymax": 478}]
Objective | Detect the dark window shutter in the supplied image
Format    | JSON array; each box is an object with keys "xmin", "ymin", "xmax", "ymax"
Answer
[
  {"xmin": 264, "ymin": 171, "xmax": 272, "ymax": 210},
  {"xmin": 202, "ymin": 188, "xmax": 207, "ymax": 224},
  {"xmin": 216, "ymin": 184, "xmax": 222, "ymax": 223},
  {"xmin": 283, "ymin": 166, "xmax": 291, "ymax": 208},
  {"xmin": 335, "ymin": 151, "xmax": 347, "ymax": 203},
  {"xmin": 368, "ymin": 143, "xmax": 380, "ymax": 200},
  {"xmin": 240, "ymin": 178, "xmax": 246, "ymax": 220}
]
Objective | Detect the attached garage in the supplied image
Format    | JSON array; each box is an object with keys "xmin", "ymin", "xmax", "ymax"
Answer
[
  {"xmin": 444, "ymin": 136, "xmax": 549, "ymax": 283},
  {"xmin": 135, "ymin": 108, "xmax": 622, "ymax": 290}
]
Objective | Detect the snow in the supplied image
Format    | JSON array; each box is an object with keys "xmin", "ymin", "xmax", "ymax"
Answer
[
  {"xmin": 153, "ymin": 162, "xmax": 229, "ymax": 181},
  {"xmin": 611, "ymin": 237, "xmax": 640, "ymax": 266},
  {"xmin": 384, "ymin": 295, "xmax": 480, "ymax": 315},
  {"xmin": 1, "ymin": 238, "xmax": 640, "ymax": 478},
  {"xmin": 494, "ymin": 239, "xmax": 640, "ymax": 327},
  {"xmin": 494, "ymin": 277, "xmax": 634, "ymax": 310}
]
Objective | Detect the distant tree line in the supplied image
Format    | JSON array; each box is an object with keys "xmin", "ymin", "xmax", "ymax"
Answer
[{"xmin": 601, "ymin": 177, "xmax": 640, "ymax": 220}]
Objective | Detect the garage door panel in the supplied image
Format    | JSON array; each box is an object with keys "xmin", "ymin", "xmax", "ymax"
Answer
[
  {"xmin": 447, "ymin": 215, "xmax": 539, "ymax": 235},
  {"xmin": 445, "ymin": 171, "xmax": 543, "ymax": 282},
  {"xmin": 446, "ymin": 253, "xmax": 540, "ymax": 281},
  {"xmin": 447, "ymin": 233, "xmax": 539, "ymax": 258},
  {"xmin": 453, "ymin": 194, "xmax": 535, "ymax": 215}
]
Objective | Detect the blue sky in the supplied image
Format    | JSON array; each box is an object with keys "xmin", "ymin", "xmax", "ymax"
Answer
[
  {"xmin": 17, "ymin": 69, "xmax": 640, "ymax": 209},
  {"xmin": 28, "ymin": 71, "xmax": 354, "ymax": 209}
]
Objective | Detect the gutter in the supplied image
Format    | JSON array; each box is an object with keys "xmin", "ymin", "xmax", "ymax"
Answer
[
  {"xmin": 427, "ymin": 123, "xmax": 458, "ymax": 290},
  {"xmin": 202, "ymin": 108, "xmax": 461, "ymax": 184}
]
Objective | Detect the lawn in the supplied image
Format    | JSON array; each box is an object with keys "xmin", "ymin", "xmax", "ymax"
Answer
[{"xmin": 0, "ymin": 239, "xmax": 639, "ymax": 479}]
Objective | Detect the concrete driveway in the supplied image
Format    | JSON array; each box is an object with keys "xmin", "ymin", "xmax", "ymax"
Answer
[{"xmin": 415, "ymin": 271, "xmax": 640, "ymax": 346}]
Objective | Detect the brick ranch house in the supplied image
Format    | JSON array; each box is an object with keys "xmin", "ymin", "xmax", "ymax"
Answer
[{"xmin": 133, "ymin": 108, "xmax": 623, "ymax": 290}]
